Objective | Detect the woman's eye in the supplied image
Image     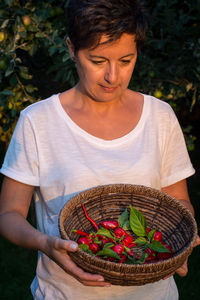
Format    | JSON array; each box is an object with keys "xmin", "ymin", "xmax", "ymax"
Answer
[
  {"xmin": 91, "ymin": 60, "xmax": 104, "ymax": 65},
  {"xmin": 121, "ymin": 60, "xmax": 131, "ymax": 65}
]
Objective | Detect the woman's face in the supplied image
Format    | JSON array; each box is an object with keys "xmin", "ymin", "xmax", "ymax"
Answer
[{"xmin": 70, "ymin": 33, "xmax": 137, "ymax": 103}]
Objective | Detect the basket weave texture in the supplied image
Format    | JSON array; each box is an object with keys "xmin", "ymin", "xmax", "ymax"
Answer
[{"xmin": 59, "ymin": 184, "xmax": 197, "ymax": 286}]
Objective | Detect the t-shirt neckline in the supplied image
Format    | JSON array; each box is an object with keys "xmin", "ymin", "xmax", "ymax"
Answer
[{"xmin": 54, "ymin": 93, "xmax": 148, "ymax": 146}]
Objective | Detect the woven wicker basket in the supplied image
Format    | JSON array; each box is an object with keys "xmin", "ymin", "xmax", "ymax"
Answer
[{"xmin": 59, "ymin": 184, "xmax": 197, "ymax": 286}]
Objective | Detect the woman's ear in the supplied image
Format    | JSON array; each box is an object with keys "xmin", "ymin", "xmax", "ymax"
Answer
[{"xmin": 66, "ymin": 37, "xmax": 75, "ymax": 61}]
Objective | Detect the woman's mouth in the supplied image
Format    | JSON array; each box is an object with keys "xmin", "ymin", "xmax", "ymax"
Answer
[{"xmin": 99, "ymin": 85, "xmax": 118, "ymax": 92}]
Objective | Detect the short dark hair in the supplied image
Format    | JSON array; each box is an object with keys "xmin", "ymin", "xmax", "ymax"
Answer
[{"xmin": 66, "ymin": 0, "xmax": 148, "ymax": 53}]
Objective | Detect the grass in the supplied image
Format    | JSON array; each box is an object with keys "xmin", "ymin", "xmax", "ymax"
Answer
[{"xmin": 0, "ymin": 146, "xmax": 199, "ymax": 299}]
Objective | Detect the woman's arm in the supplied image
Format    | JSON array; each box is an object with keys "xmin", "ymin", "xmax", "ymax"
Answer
[
  {"xmin": 162, "ymin": 179, "xmax": 194, "ymax": 215},
  {"xmin": 0, "ymin": 176, "xmax": 109, "ymax": 286},
  {"xmin": 161, "ymin": 179, "xmax": 200, "ymax": 278}
]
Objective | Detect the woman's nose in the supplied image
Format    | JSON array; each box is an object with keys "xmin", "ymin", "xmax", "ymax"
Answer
[{"xmin": 104, "ymin": 63, "xmax": 118, "ymax": 84}]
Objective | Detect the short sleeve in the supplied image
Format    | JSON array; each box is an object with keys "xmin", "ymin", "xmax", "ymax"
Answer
[
  {"xmin": 161, "ymin": 118, "xmax": 195, "ymax": 187},
  {"xmin": 0, "ymin": 111, "xmax": 39, "ymax": 186}
]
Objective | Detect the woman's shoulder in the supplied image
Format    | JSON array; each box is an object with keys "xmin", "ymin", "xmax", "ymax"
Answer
[
  {"xmin": 143, "ymin": 93, "xmax": 177, "ymax": 120},
  {"xmin": 21, "ymin": 94, "xmax": 59, "ymax": 118},
  {"xmin": 128, "ymin": 90, "xmax": 176, "ymax": 120}
]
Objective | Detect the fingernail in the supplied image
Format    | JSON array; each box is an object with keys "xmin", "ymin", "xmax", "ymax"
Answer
[
  {"xmin": 105, "ymin": 283, "xmax": 111, "ymax": 287},
  {"xmin": 97, "ymin": 278, "xmax": 104, "ymax": 282},
  {"xmin": 70, "ymin": 242, "xmax": 77, "ymax": 250}
]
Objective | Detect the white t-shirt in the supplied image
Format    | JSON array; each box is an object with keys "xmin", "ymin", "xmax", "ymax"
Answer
[{"xmin": 0, "ymin": 93, "xmax": 195, "ymax": 300}]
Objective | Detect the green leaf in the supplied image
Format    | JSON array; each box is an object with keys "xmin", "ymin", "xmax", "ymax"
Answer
[
  {"xmin": 147, "ymin": 229, "xmax": 156, "ymax": 242},
  {"xmin": 25, "ymin": 85, "xmax": 38, "ymax": 93},
  {"xmin": 136, "ymin": 253, "xmax": 148, "ymax": 264},
  {"xmin": 149, "ymin": 241, "xmax": 170, "ymax": 253},
  {"xmin": 5, "ymin": 0, "xmax": 13, "ymax": 6},
  {"xmin": 96, "ymin": 248, "xmax": 120, "ymax": 260},
  {"xmin": 78, "ymin": 244, "xmax": 93, "ymax": 255},
  {"xmin": 103, "ymin": 243, "xmax": 114, "ymax": 249},
  {"xmin": 19, "ymin": 71, "xmax": 33, "ymax": 80},
  {"xmin": 0, "ymin": 90, "xmax": 13, "ymax": 96},
  {"xmin": 122, "ymin": 220, "xmax": 131, "ymax": 231},
  {"xmin": 62, "ymin": 53, "xmax": 70, "ymax": 62},
  {"xmin": 78, "ymin": 244, "xmax": 89, "ymax": 251},
  {"xmin": 35, "ymin": 32, "xmax": 45, "ymax": 38},
  {"xmin": 49, "ymin": 46, "xmax": 57, "ymax": 56},
  {"xmin": 1, "ymin": 19, "xmax": 9, "ymax": 29},
  {"xmin": 5, "ymin": 68, "xmax": 14, "ymax": 77},
  {"xmin": 118, "ymin": 208, "xmax": 129, "ymax": 227},
  {"xmin": 11, "ymin": 108, "xmax": 17, "ymax": 117},
  {"xmin": 126, "ymin": 252, "xmax": 138, "ymax": 264},
  {"xmin": 96, "ymin": 227, "xmax": 114, "ymax": 239},
  {"xmin": 124, "ymin": 245, "xmax": 131, "ymax": 253},
  {"xmin": 134, "ymin": 237, "xmax": 147, "ymax": 245},
  {"xmin": 93, "ymin": 237, "xmax": 101, "ymax": 245},
  {"xmin": 129, "ymin": 205, "xmax": 146, "ymax": 236}
]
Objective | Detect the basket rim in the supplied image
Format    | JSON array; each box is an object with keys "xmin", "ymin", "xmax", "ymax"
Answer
[{"xmin": 58, "ymin": 183, "xmax": 198, "ymax": 272}]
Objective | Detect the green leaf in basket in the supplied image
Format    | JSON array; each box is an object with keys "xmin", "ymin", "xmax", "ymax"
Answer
[
  {"xmin": 96, "ymin": 248, "xmax": 120, "ymax": 260},
  {"xmin": 93, "ymin": 237, "xmax": 102, "ymax": 245},
  {"xmin": 126, "ymin": 253, "xmax": 137, "ymax": 264},
  {"xmin": 147, "ymin": 229, "xmax": 156, "ymax": 242},
  {"xmin": 126, "ymin": 251, "xmax": 144, "ymax": 264},
  {"xmin": 103, "ymin": 242, "xmax": 114, "ymax": 249},
  {"xmin": 148, "ymin": 241, "xmax": 170, "ymax": 253},
  {"xmin": 122, "ymin": 220, "xmax": 131, "ymax": 231},
  {"xmin": 134, "ymin": 237, "xmax": 147, "ymax": 245},
  {"xmin": 121, "ymin": 246, "xmax": 132, "ymax": 254},
  {"xmin": 96, "ymin": 227, "xmax": 114, "ymax": 239},
  {"xmin": 129, "ymin": 205, "xmax": 146, "ymax": 237},
  {"xmin": 118, "ymin": 208, "xmax": 129, "ymax": 227},
  {"xmin": 135, "ymin": 253, "xmax": 148, "ymax": 264},
  {"xmin": 78, "ymin": 244, "xmax": 94, "ymax": 255}
]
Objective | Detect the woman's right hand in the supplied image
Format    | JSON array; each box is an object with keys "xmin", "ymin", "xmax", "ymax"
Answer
[
  {"xmin": 44, "ymin": 236, "xmax": 111, "ymax": 287},
  {"xmin": 0, "ymin": 177, "xmax": 110, "ymax": 287}
]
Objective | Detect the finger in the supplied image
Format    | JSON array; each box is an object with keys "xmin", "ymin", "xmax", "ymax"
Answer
[
  {"xmin": 54, "ymin": 238, "xmax": 78, "ymax": 252},
  {"xmin": 194, "ymin": 235, "xmax": 200, "ymax": 247},
  {"xmin": 79, "ymin": 280, "xmax": 111, "ymax": 287},
  {"xmin": 162, "ymin": 272, "xmax": 175, "ymax": 280},
  {"xmin": 175, "ymin": 261, "xmax": 188, "ymax": 277},
  {"xmin": 64, "ymin": 257, "xmax": 106, "ymax": 282},
  {"xmin": 53, "ymin": 238, "xmax": 107, "ymax": 283}
]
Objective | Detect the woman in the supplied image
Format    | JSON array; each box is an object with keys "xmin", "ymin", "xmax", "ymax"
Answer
[{"xmin": 0, "ymin": 0, "xmax": 199, "ymax": 299}]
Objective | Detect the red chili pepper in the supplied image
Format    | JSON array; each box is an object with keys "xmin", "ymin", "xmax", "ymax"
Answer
[
  {"xmin": 122, "ymin": 235, "xmax": 134, "ymax": 247},
  {"xmin": 128, "ymin": 249, "xmax": 136, "ymax": 257},
  {"xmin": 81, "ymin": 203, "xmax": 99, "ymax": 231},
  {"xmin": 114, "ymin": 227, "xmax": 127, "ymax": 238},
  {"xmin": 127, "ymin": 249, "xmax": 140, "ymax": 260},
  {"xmin": 77, "ymin": 237, "xmax": 90, "ymax": 245},
  {"xmin": 112, "ymin": 244, "xmax": 124, "ymax": 255},
  {"xmin": 101, "ymin": 238, "xmax": 110, "ymax": 247},
  {"xmin": 145, "ymin": 248, "xmax": 155, "ymax": 256},
  {"xmin": 127, "ymin": 242, "xmax": 137, "ymax": 248},
  {"xmin": 118, "ymin": 254, "xmax": 127, "ymax": 263},
  {"xmin": 71, "ymin": 229, "xmax": 88, "ymax": 236},
  {"xmin": 106, "ymin": 257, "xmax": 115, "ymax": 262},
  {"xmin": 89, "ymin": 242, "xmax": 99, "ymax": 254},
  {"xmin": 153, "ymin": 231, "xmax": 162, "ymax": 241},
  {"xmin": 101, "ymin": 220, "xmax": 119, "ymax": 230},
  {"xmin": 146, "ymin": 226, "xmax": 151, "ymax": 235}
]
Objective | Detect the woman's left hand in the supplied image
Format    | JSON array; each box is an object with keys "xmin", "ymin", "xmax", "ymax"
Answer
[{"xmin": 163, "ymin": 235, "xmax": 200, "ymax": 280}]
